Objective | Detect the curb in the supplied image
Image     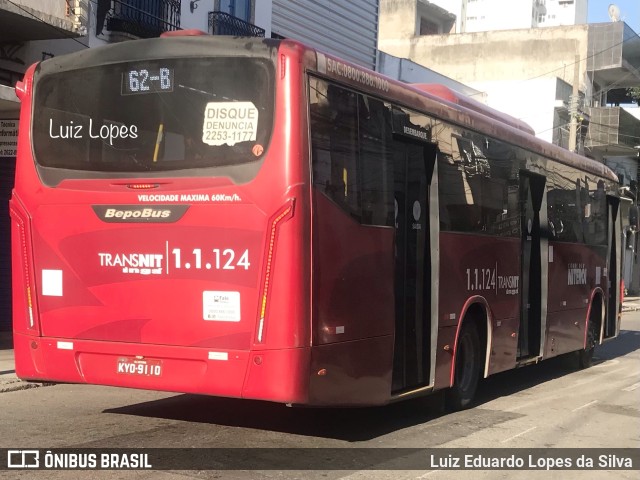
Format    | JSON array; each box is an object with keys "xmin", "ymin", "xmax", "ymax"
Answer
[
  {"xmin": 0, "ymin": 379, "xmax": 50, "ymax": 393},
  {"xmin": 622, "ymin": 304, "xmax": 640, "ymax": 312}
]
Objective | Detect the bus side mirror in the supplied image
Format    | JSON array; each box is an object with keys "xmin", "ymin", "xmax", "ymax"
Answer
[{"xmin": 629, "ymin": 205, "xmax": 639, "ymax": 230}]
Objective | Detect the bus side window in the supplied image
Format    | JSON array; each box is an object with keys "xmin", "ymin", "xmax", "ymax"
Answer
[
  {"xmin": 547, "ymin": 165, "xmax": 586, "ymax": 244},
  {"xmin": 359, "ymin": 97, "xmax": 393, "ymax": 226},
  {"xmin": 584, "ymin": 179, "xmax": 607, "ymax": 246},
  {"xmin": 437, "ymin": 132, "xmax": 518, "ymax": 237},
  {"xmin": 437, "ymin": 153, "xmax": 470, "ymax": 231},
  {"xmin": 310, "ymin": 78, "xmax": 360, "ymax": 221},
  {"xmin": 437, "ymin": 135, "xmax": 484, "ymax": 232},
  {"xmin": 547, "ymin": 189, "xmax": 579, "ymax": 243}
]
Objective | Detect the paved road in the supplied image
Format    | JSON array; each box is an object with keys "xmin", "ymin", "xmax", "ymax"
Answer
[{"xmin": 0, "ymin": 312, "xmax": 638, "ymax": 480}]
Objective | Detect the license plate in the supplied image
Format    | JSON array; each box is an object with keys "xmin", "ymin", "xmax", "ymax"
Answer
[{"xmin": 117, "ymin": 357, "xmax": 162, "ymax": 376}]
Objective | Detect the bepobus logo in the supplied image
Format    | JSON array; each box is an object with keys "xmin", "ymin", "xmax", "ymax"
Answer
[
  {"xmin": 7, "ymin": 450, "xmax": 39, "ymax": 468},
  {"xmin": 92, "ymin": 205, "xmax": 189, "ymax": 223},
  {"xmin": 106, "ymin": 208, "xmax": 171, "ymax": 219}
]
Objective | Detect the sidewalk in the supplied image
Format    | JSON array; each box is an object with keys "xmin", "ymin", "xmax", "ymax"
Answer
[{"xmin": 622, "ymin": 296, "xmax": 640, "ymax": 312}]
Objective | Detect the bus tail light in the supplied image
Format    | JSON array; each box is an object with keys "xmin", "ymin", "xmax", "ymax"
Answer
[
  {"xmin": 10, "ymin": 201, "xmax": 39, "ymax": 333},
  {"xmin": 256, "ymin": 200, "xmax": 295, "ymax": 343}
]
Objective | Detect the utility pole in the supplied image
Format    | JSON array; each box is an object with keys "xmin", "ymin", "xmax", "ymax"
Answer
[{"xmin": 568, "ymin": 54, "xmax": 580, "ymax": 153}]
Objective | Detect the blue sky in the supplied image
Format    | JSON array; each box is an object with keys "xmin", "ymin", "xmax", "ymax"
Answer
[{"xmin": 588, "ymin": 0, "xmax": 640, "ymax": 33}]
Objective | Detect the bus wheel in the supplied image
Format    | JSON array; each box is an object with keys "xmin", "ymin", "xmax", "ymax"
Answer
[
  {"xmin": 446, "ymin": 322, "xmax": 481, "ymax": 410},
  {"xmin": 578, "ymin": 316, "xmax": 598, "ymax": 369}
]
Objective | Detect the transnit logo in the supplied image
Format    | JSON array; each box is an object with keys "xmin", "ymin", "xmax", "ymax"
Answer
[{"xmin": 92, "ymin": 205, "xmax": 188, "ymax": 223}]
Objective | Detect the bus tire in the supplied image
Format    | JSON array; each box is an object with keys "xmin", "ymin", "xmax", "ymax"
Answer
[
  {"xmin": 446, "ymin": 322, "xmax": 482, "ymax": 410},
  {"xmin": 578, "ymin": 315, "xmax": 599, "ymax": 369}
]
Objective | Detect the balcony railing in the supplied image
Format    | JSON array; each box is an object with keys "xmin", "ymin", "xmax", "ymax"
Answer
[
  {"xmin": 208, "ymin": 11, "xmax": 265, "ymax": 37},
  {"xmin": 100, "ymin": 0, "xmax": 181, "ymax": 39}
]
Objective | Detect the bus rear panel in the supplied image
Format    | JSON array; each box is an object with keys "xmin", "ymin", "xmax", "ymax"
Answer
[{"xmin": 12, "ymin": 36, "xmax": 311, "ymax": 404}]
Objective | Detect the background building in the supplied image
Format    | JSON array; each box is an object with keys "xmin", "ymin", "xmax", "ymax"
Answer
[
  {"xmin": 380, "ymin": 0, "xmax": 640, "ymax": 290},
  {"xmin": 0, "ymin": 0, "xmax": 87, "ymax": 331},
  {"xmin": 427, "ymin": 0, "xmax": 587, "ymax": 33}
]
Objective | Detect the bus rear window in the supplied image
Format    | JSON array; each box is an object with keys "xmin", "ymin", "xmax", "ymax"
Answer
[{"xmin": 32, "ymin": 57, "xmax": 274, "ymax": 183}]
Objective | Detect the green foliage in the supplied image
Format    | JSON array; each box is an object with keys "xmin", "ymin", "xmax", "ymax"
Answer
[{"xmin": 628, "ymin": 87, "xmax": 640, "ymax": 105}]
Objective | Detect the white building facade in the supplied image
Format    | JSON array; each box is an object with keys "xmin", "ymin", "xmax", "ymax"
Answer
[
  {"xmin": 428, "ymin": 0, "xmax": 587, "ymax": 33},
  {"xmin": 0, "ymin": 0, "xmax": 88, "ymax": 331}
]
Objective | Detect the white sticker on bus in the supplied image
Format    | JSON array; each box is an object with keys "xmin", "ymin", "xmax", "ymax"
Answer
[
  {"xmin": 208, "ymin": 351, "xmax": 229, "ymax": 361},
  {"xmin": 202, "ymin": 102, "xmax": 258, "ymax": 146},
  {"xmin": 203, "ymin": 291, "xmax": 241, "ymax": 322},
  {"xmin": 412, "ymin": 200, "xmax": 421, "ymax": 221},
  {"xmin": 42, "ymin": 269, "xmax": 63, "ymax": 296}
]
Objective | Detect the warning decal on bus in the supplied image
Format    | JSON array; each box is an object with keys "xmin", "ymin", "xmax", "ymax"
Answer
[
  {"xmin": 0, "ymin": 119, "xmax": 18, "ymax": 157},
  {"xmin": 203, "ymin": 291, "xmax": 241, "ymax": 322},
  {"xmin": 202, "ymin": 102, "xmax": 258, "ymax": 146}
]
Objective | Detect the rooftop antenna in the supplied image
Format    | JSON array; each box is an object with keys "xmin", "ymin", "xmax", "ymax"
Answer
[{"xmin": 608, "ymin": 4, "xmax": 621, "ymax": 22}]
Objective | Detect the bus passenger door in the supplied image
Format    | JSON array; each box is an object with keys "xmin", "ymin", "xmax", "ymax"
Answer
[
  {"xmin": 392, "ymin": 141, "xmax": 437, "ymax": 392},
  {"xmin": 605, "ymin": 195, "xmax": 621, "ymax": 338},
  {"xmin": 518, "ymin": 173, "xmax": 545, "ymax": 359}
]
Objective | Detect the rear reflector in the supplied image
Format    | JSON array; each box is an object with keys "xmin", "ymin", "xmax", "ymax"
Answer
[
  {"xmin": 11, "ymin": 202, "xmax": 38, "ymax": 331},
  {"xmin": 256, "ymin": 200, "xmax": 295, "ymax": 343}
]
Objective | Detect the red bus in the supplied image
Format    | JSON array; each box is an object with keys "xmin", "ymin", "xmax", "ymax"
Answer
[{"xmin": 11, "ymin": 32, "xmax": 622, "ymax": 408}]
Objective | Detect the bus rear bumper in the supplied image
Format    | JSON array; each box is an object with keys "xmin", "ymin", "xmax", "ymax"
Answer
[{"xmin": 13, "ymin": 332, "xmax": 309, "ymax": 403}]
